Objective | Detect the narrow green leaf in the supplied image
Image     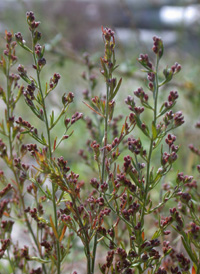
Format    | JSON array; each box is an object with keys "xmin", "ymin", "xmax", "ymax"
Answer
[
  {"xmin": 131, "ymin": 262, "xmax": 141, "ymax": 267},
  {"xmin": 134, "ymin": 115, "xmax": 149, "ymax": 138},
  {"xmin": 159, "ymin": 102, "xmax": 166, "ymax": 113},
  {"xmin": 112, "ymin": 64, "xmax": 119, "ymax": 71},
  {"xmin": 20, "ymin": 130, "xmax": 31, "ymax": 135},
  {"xmin": 109, "ymin": 78, "xmax": 122, "ymax": 101},
  {"xmin": 36, "ymin": 93, "xmax": 43, "ymax": 105},
  {"xmin": 129, "ymin": 172, "xmax": 143, "ymax": 190},
  {"xmin": 21, "ymin": 44, "xmax": 33, "ymax": 54},
  {"xmin": 41, "ymin": 133, "xmax": 47, "ymax": 145},
  {"xmin": 152, "ymin": 172, "xmax": 162, "ymax": 187},
  {"xmin": 24, "ymin": 100, "xmax": 43, "ymax": 121},
  {"xmin": 141, "ymin": 101, "xmax": 154, "ymax": 110},
  {"xmin": 150, "ymin": 168, "xmax": 154, "ymax": 184},
  {"xmin": 20, "ymin": 74, "xmax": 32, "ymax": 85},
  {"xmin": 2, "ymin": 57, "xmax": 6, "ymax": 75},
  {"xmin": 151, "ymin": 230, "xmax": 161, "ymax": 240},
  {"xmin": 30, "ymin": 134, "xmax": 46, "ymax": 145},
  {"xmin": 12, "ymin": 126, "xmax": 19, "ymax": 140},
  {"xmin": 181, "ymin": 236, "xmax": 197, "ymax": 263},
  {"xmin": 50, "ymin": 110, "xmax": 54, "ymax": 127},
  {"xmin": 29, "ymin": 178, "xmax": 51, "ymax": 200},
  {"xmin": 152, "ymin": 121, "xmax": 157, "ymax": 140},
  {"xmin": 45, "ymin": 186, "xmax": 53, "ymax": 200},
  {"xmin": 41, "ymin": 45, "xmax": 45, "ymax": 57},
  {"xmin": 29, "ymin": 257, "xmax": 50, "ymax": 264},
  {"xmin": 157, "ymin": 102, "xmax": 176, "ymax": 118},
  {"xmin": 120, "ymin": 241, "xmax": 126, "ymax": 250}
]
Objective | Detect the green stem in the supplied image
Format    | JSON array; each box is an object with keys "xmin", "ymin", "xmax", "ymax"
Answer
[
  {"xmin": 49, "ymin": 107, "xmax": 66, "ymax": 130},
  {"xmin": 12, "ymin": 166, "xmax": 47, "ymax": 274},
  {"xmin": 5, "ymin": 54, "xmax": 47, "ymax": 274},
  {"xmin": 153, "ymin": 57, "xmax": 159, "ymax": 121},
  {"xmin": 70, "ymin": 195, "xmax": 91, "ymax": 273},
  {"xmin": 101, "ymin": 82, "xmax": 109, "ymax": 184},
  {"xmin": 6, "ymin": 56, "xmax": 13, "ymax": 161},
  {"xmin": 140, "ymin": 56, "xmax": 159, "ymax": 247},
  {"xmin": 31, "ymin": 34, "xmax": 61, "ymax": 274},
  {"xmin": 7, "ymin": 248, "xmax": 16, "ymax": 274},
  {"xmin": 91, "ymin": 81, "xmax": 110, "ymax": 273}
]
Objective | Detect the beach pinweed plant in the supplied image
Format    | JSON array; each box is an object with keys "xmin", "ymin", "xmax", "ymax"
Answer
[{"xmin": 0, "ymin": 11, "xmax": 199, "ymax": 274}]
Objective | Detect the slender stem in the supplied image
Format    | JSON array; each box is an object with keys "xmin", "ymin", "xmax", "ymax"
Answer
[
  {"xmin": 9, "ymin": 141, "xmax": 47, "ymax": 273},
  {"xmin": 11, "ymin": 164, "xmax": 47, "ymax": 274},
  {"xmin": 5, "ymin": 53, "xmax": 47, "ymax": 274},
  {"xmin": 101, "ymin": 82, "xmax": 109, "ymax": 184},
  {"xmin": 7, "ymin": 248, "xmax": 16, "ymax": 274},
  {"xmin": 31, "ymin": 34, "xmax": 61, "ymax": 274},
  {"xmin": 49, "ymin": 107, "xmax": 66, "ymax": 130},
  {"xmin": 153, "ymin": 57, "xmax": 159, "ymax": 121},
  {"xmin": 140, "ymin": 56, "xmax": 159, "ymax": 232},
  {"xmin": 70, "ymin": 195, "xmax": 91, "ymax": 273},
  {"xmin": 104, "ymin": 194, "xmax": 132, "ymax": 227},
  {"xmin": 91, "ymin": 80, "xmax": 110, "ymax": 273},
  {"xmin": 6, "ymin": 56, "xmax": 13, "ymax": 161}
]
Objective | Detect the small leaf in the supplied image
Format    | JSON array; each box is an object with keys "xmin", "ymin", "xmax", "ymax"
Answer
[
  {"xmin": 142, "ymin": 231, "xmax": 145, "ymax": 241},
  {"xmin": 59, "ymin": 225, "xmax": 67, "ymax": 242},
  {"xmin": 38, "ymin": 217, "xmax": 48, "ymax": 224},
  {"xmin": 29, "ymin": 178, "xmax": 51, "ymax": 200},
  {"xmin": 23, "ymin": 100, "xmax": 44, "ymax": 121},
  {"xmin": 41, "ymin": 45, "xmax": 45, "ymax": 57},
  {"xmin": 121, "ymin": 123, "xmax": 125, "ymax": 135},
  {"xmin": 120, "ymin": 241, "xmax": 126, "ymax": 250},
  {"xmin": 82, "ymin": 101, "xmax": 105, "ymax": 118},
  {"xmin": 41, "ymin": 133, "xmax": 47, "ymax": 145},
  {"xmin": 159, "ymin": 102, "xmax": 166, "ymax": 113},
  {"xmin": 36, "ymin": 93, "xmax": 43, "ymax": 106},
  {"xmin": 11, "ymin": 179, "xmax": 18, "ymax": 187},
  {"xmin": 0, "ymin": 89, "xmax": 6, "ymax": 104},
  {"xmin": 132, "ymin": 262, "xmax": 141, "ymax": 267},
  {"xmin": 164, "ymin": 247, "xmax": 172, "ymax": 256},
  {"xmin": 129, "ymin": 172, "xmax": 142, "ymax": 190},
  {"xmin": 112, "ymin": 64, "xmax": 119, "ymax": 71},
  {"xmin": 53, "ymin": 137, "xmax": 57, "ymax": 152},
  {"xmin": 12, "ymin": 126, "xmax": 20, "ymax": 140},
  {"xmin": 29, "ymin": 257, "xmax": 50, "ymax": 264},
  {"xmin": 109, "ymin": 78, "xmax": 122, "ymax": 101},
  {"xmin": 20, "ymin": 44, "xmax": 33, "ymax": 53},
  {"xmin": 150, "ymin": 168, "xmax": 154, "ymax": 184},
  {"xmin": 151, "ymin": 229, "xmax": 161, "ymax": 240},
  {"xmin": 134, "ymin": 115, "xmax": 149, "ymax": 138},
  {"xmin": 46, "ymin": 185, "xmax": 52, "ymax": 197},
  {"xmin": 50, "ymin": 215, "xmax": 59, "ymax": 240},
  {"xmin": 20, "ymin": 74, "xmax": 32, "ymax": 85},
  {"xmin": 50, "ymin": 110, "xmax": 54, "ymax": 127},
  {"xmin": 181, "ymin": 236, "xmax": 196, "ymax": 263},
  {"xmin": 192, "ymin": 266, "xmax": 196, "ymax": 274},
  {"xmin": 20, "ymin": 130, "xmax": 31, "ymax": 135},
  {"xmin": 45, "ymin": 82, "xmax": 48, "ymax": 95},
  {"xmin": 152, "ymin": 121, "xmax": 157, "ymax": 140},
  {"xmin": 1, "ymin": 57, "xmax": 7, "ymax": 75}
]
